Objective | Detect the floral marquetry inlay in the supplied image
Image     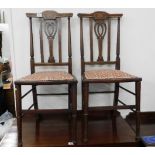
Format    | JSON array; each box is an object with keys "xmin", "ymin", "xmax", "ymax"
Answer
[{"xmin": 92, "ymin": 11, "xmax": 109, "ymax": 20}]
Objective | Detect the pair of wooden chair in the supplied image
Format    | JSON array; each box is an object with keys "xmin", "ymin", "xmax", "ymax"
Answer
[{"xmin": 15, "ymin": 10, "xmax": 142, "ymax": 146}]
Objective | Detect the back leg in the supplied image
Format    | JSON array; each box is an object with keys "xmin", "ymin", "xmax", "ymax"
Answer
[
  {"xmin": 32, "ymin": 85, "xmax": 40, "ymax": 120},
  {"xmin": 112, "ymin": 82, "xmax": 119, "ymax": 116}
]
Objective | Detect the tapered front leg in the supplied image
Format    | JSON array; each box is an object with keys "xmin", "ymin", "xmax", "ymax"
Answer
[
  {"xmin": 82, "ymin": 82, "xmax": 89, "ymax": 143},
  {"xmin": 82, "ymin": 113, "xmax": 88, "ymax": 143},
  {"xmin": 83, "ymin": 82, "xmax": 89, "ymax": 116},
  {"xmin": 113, "ymin": 82, "xmax": 119, "ymax": 106},
  {"xmin": 82, "ymin": 82, "xmax": 84, "ymax": 113},
  {"xmin": 112, "ymin": 82, "xmax": 119, "ymax": 116},
  {"xmin": 135, "ymin": 81, "xmax": 141, "ymax": 140},
  {"xmin": 15, "ymin": 84, "xmax": 22, "ymax": 147},
  {"xmin": 71, "ymin": 83, "xmax": 77, "ymax": 118},
  {"xmin": 68, "ymin": 84, "xmax": 72, "ymax": 114},
  {"xmin": 69, "ymin": 82, "xmax": 77, "ymax": 145}
]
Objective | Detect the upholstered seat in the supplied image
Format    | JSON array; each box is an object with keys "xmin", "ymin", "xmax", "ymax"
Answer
[
  {"xmin": 18, "ymin": 71, "xmax": 74, "ymax": 82},
  {"xmin": 84, "ymin": 69, "xmax": 139, "ymax": 81}
]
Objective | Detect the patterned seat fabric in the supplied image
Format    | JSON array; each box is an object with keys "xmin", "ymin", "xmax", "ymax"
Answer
[
  {"xmin": 18, "ymin": 71, "xmax": 74, "ymax": 82},
  {"xmin": 84, "ymin": 69, "xmax": 138, "ymax": 80}
]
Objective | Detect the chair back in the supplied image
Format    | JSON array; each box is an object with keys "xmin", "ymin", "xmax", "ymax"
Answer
[
  {"xmin": 26, "ymin": 10, "xmax": 73, "ymax": 74},
  {"xmin": 78, "ymin": 11, "xmax": 123, "ymax": 75}
]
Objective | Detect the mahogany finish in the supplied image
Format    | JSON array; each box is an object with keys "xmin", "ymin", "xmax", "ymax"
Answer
[
  {"xmin": 15, "ymin": 10, "xmax": 77, "ymax": 146},
  {"xmin": 78, "ymin": 11, "xmax": 142, "ymax": 141}
]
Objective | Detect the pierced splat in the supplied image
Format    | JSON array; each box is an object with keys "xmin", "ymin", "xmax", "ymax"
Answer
[
  {"xmin": 44, "ymin": 19, "xmax": 57, "ymax": 63},
  {"xmin": 26, "ymin": 11, "xmax": 73, "ymax": 74},
  {"xmin": 78, "ymin": 11, "xmax": 123, "ymax": 76},
  {"xmin": 44, "ymin": 20, "xmax": 57, "ymax": 39},
  {"xmin": 94, "ymin": 20, "xmax": 107, "ymax": 62}
]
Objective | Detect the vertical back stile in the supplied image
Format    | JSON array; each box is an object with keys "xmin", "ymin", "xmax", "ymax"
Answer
[
  {"xmin": 107, "ymin": 19, "xmax": 111, "ymax": 62},
  {"xmin": 29, "ymin": 17, "xmax": 35, "ymax": 74},
  {"xmin": 58, "ymin": 18, "xmax": 62, "ymax": 63},
  {"xmin": 68, "ymin": 17, "xmax": 72, "ymax": 74},
  {"xmin": 116, "ymin": 17, "xmax": 120, "ymax": 70},
  {"xmin": 80, "ymin": 17, "xmax": 85, "ymax": 75},
  {"xmin": 89, "ymin": 18, "xmax": 93, "ymax": 62},
  {"xmin": 39, "ymin": 19, "xmax": 44, "ymax": 63}
]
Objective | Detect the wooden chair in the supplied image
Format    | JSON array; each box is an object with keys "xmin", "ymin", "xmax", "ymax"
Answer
[
  {"xmin": 78, "ymin": 11, "xmax": 142, "ymax": 141},
  {"xmin": 15, "ymin": 10, "xmax": 77, "ymax": 146}
]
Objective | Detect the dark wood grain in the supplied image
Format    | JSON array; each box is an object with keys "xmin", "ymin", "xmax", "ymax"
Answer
[
  {"xmin": 29, "ymin": 17, "xmax": 35, "ymax": 74},
  {"xmin": 58, "ymin": 18, "xmax": 62, "ymax": 63},
  {"xmin": 39, "ymin": 19, "xmax": 44, "ymax": 63},
  {"xmin": 89, "ymin": 18, "xmax": 93, "ymax": 62},
  {"xmin": 80, "ymin": 17, "xmax": 85, "ymax": 75},
  {"xmin": 15, "ymin": 84, "xmax": 22, "ymax": 147},
  {"xmin": 107, "ymin": 19, "xmax": 111, "ymax": 61},
  {"xmin": 68, "ymin": 17, "xmax": 72, "ymax": 74},
  {"xmin": 116, "ymin": 17, "xmax": 120, "ymax": 70},
  {"xmin": 78, "ymin": 12, "xmax": 123, "ymax": 18},
  {"xmin": 135, "ymin": 81, "xmax": 141, "ymax": 139}
]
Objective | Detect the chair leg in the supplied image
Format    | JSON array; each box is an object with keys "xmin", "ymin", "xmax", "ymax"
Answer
[
  {"xmin": 112, "ymin": 82, "xmax": 119, "ymax": 116},
  {"xmin": 32, "ymin": 85, "xmax": 40, "ymax": 120},
  {"xmin": 82, "ymin": 113, "xmax": 88, "ymax": 143},
  {"xmin": 32, "ymin": 85, "xmax": 38, "ymax": 109},
  {"xmin": 35, "ymin": 117, "xmax": 40, "ymax": 142},
  {"xmin": 113, "ymin": 82, "xmax": 119, "ymax": 106},
  {"xmin": 83, "ymin": 83, "xmax": 89, "ymax": 116},
  {"xmin": 82, "ymin": 82, "xmax": 89, "ymax": 143},
  {"xmin": 71, "ymin": 83, "xmax": 77, "ymax": 117},
  {"xmin": 68, "ymin": 84, "xmax": 72, "ymax": 114},
  {"xmin": 135, "ymin": 81, "xmax": 141, "ymax": 140},
  {"xmin": 82, "ymin": 82, "xmax": 84, "ymax": 113},
  {"xmin": 15, "ymin": 84, "xmax": 23, "ymax": 147},
  {"xmin": 70, "ymin": 83, "xmax": 77, "ymax": 145},
  {"xmin": 111, "ymin": 114, "xmax": 118, "ymax": 138}
]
